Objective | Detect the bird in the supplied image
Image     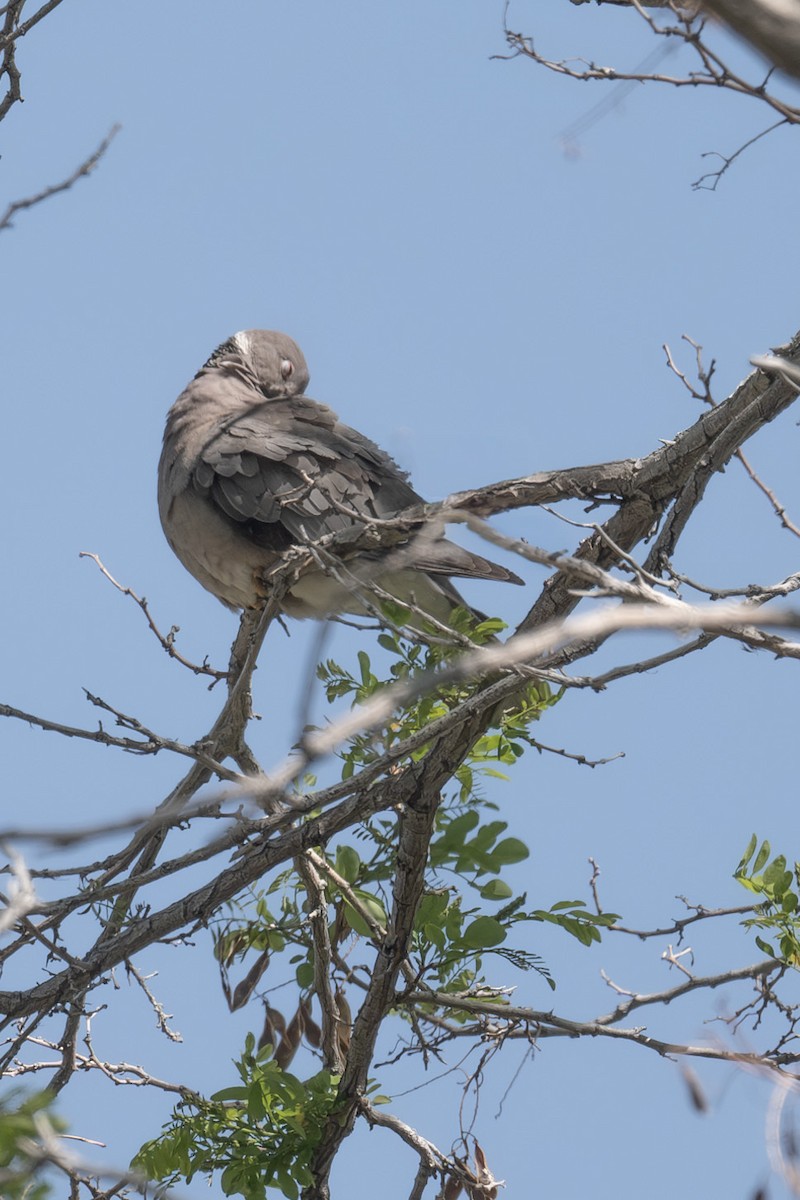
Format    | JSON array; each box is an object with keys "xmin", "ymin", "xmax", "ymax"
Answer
[{"xmin": 158, "ymin": 330, "xmax": 523, "ymax": 624}]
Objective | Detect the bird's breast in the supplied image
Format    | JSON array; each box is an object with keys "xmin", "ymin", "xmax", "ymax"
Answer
[{"xmin": 161, "ymin": 489, "xmax": 269, "ymax": 610}]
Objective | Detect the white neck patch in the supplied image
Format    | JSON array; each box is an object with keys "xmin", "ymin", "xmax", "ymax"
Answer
[{"xmin": 233, "ymin": 330, "xmax": 252, "ymax": 359}]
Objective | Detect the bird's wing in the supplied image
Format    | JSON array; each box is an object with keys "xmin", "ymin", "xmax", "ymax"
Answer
[
  {"xmin": 193, "ymin": 396, "xmax": 414, "ymax": 545},
  {"xmin": 194, "ymin": 396, "xmax": 521, "ymax": 584}
]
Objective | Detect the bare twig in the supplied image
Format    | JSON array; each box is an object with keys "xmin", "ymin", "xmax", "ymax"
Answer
[
  {"xmin": 692, "ymin": 118, "xmax": 789, "ymax": 190},
  {"xmin": 611, "ymin": 900, "xmax": 756, "ymax": 941},
  {"xmin": 497, "ymin": 2, "xmax": 800, "ymax": 185},
  {"xmin": 665, "ymin": 338, "xmax": 800, "ymax": 538},
  {"xmin": 0, "ymin": 696, "xmax": 240, "ymax": 777},
  {"xmin": 406, "ymin": 962, "xmax": 795, "ymax": 1070},
  {"xmin": 80, "ymin": 553, "xmax": 228, "ymax": 683},
  {"xmin": 125, "ymin": 962, "xmax": 183, "ymax": 1043},
  {"xmin": 0, "ymin": 125, "xmax": 120, "ymax": 230}
]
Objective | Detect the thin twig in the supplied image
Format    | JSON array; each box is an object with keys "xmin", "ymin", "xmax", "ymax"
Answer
[
  {"xmin": 80, "ymin": 552, "xmax": 228, "ymax": 682},
  {"xmin": 0, "ymin": 125, "xmax": 120, "ymax": 230}
]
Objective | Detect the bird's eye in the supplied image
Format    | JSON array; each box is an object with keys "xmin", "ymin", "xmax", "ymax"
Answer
[{"xmin": 281, "ymin": 358, "xmax": 294, "ymax": 380}]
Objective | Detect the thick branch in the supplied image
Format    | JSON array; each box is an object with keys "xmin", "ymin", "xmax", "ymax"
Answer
[{"xmin": 305, "ymin": 787, "xmax": 440, "ymax": 1198}]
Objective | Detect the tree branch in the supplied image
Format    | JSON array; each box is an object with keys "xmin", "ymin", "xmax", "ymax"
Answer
[
  {"xmin": 0, "ymin": 124, "xmax": 120, "ymax": 230},
  {"xmin": 306, "ymin": 784, "xmax": 440, "ymax": 1198}
]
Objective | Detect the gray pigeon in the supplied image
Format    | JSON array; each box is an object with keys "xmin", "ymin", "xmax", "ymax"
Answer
[{"xmin": 158, "ymin": 330, "xmax": 522, "ymax": 622}]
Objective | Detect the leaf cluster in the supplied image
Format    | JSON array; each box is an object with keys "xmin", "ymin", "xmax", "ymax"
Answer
[
  {"xmin": 315, "ymin": 606, "xmax": 558, "ymax": 785},
  {"xmin": 133, "ymin": 622, "xmax": 612, "ymax": 1193},
  {"xmin": 133, "ymin": 1037, "xmax": 339, "ymax": 1200},
  {"xmin": 0, "ymin": 1091, "xmax": 63, "ymax": 1200},
  {"xmin": 735, "ymin": 835, "xmax": 800, "ymax": 964}
]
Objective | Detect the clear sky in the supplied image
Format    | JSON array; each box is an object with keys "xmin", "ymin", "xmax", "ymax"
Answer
[{"xmin": 4, "ymin": 2, "xmax": 800, "ymax": 1197}]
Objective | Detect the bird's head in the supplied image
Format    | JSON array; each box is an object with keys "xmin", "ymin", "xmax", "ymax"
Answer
[{"xmin": 203, "ymin": 329, "xmax": 310, "ymax": 399}]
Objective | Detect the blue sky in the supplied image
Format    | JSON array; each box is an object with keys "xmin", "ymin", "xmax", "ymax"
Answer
[{"xmin": 4, "ymin": 2, "xmax": 800, "ymax": 1197}]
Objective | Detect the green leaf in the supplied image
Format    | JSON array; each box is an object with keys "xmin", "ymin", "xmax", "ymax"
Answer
[
  {"xmin": 735, "ymin": 876, "xmax": 761, "ymax": 896},
  {"xmin": 210, "ymin": 1086, "xmax": 248, "ymax": 1102},
  {"xmin": 472, "ymin": 820, "xmax": 508, "ymax": 851},
  {"xmin": 420, "ymin": 920, "xmax": 443, "ymax": 950},
  {"xmin": 335, "ymin": 844, "xmax": 361, "ymax": 884},
  {"xmin": 475, "ymin": 617, "xmax": 507, "ymax": 637},
  {"xmin": 280, "ymin": 1176, "xmax": 299, "ymax": 1200},
  {"xmin": 344, "ymin": 892, "xmax": 387, "ymax": 938},
  {"xmin": 753, "ymin": 840, "xmax": 771, "ymax": 874},
  {"xmin": 442, "ymin": 811, "xmax": 481, "ymax": 846},
  {"xmin": 416, "ymin": 892, "xmax": 449, "ymax": 925},
  {"xmin": 379, "ymin": 599, "xmax": 413, "ymax": 625},
  {"xmin": 267, "ymin": 928, "xmax": 286, "ymax": 952},
  {"xmin": 462, "ymin": 916, "xmax": 507, "ymax": 948},
  {"xmin": 737, "ymin": 833, "xmax": 758, "ymax": 871},
  {"xmin": 479, "ymin": 879, "xmax": 513, "ymax": 901},
  {"xmin": 763, "ymin": 857, "xmax": 791, "ymax": 897},
  {"xmin": 296, "ymin": 961, "xmax": 315, "ymax": 989},
  {"xmin": 246, "ymin": 1081, "xmax": 266, "ymax": 1121},
  {"xmin": 491, "ymin": 837, "xmax": 530, "ymax": 865}
]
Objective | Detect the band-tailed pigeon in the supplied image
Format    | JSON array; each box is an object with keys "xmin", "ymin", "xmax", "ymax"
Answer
[{"xmin": 158, "ymin": 330, "xmax": 522, "ymax": 621}]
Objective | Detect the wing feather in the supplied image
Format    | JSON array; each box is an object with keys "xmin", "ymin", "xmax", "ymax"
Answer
[{"xmin": 191, "ymin": 396, "xmax": 521, "ymax": 585}]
